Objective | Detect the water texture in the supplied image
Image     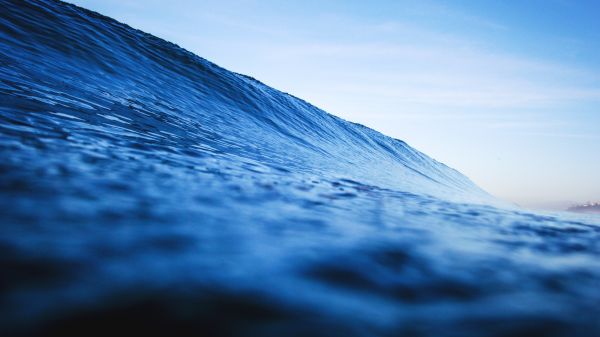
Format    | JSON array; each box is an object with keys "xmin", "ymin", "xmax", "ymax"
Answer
[{"xmin": 1, "ymin": 1, "xmax": 599, "ymax": 336}]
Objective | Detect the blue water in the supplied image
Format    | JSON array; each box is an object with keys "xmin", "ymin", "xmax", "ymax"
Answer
[{"xmin": 1, "ymin": 1, "xmax": 599, "ymax": 336}]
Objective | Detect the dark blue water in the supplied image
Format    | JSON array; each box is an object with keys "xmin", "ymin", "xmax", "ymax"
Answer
[{"xmin": 1, "ymin": 1, "xmax": 599, "ymax": 336}]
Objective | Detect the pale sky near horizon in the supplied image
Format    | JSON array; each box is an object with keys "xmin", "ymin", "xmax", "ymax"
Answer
[{"xmin": 70, "ymin": 0, "xmax": 600, "ymax": 210}]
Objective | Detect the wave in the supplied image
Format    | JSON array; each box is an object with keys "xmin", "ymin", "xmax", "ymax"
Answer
[
  {"xmin": 1, "ymin": 1, "xmax": 599, "ymax": 336},
  {"xmin": 1, "ymin": 0, "xmax": 490, "ymax": 204}
]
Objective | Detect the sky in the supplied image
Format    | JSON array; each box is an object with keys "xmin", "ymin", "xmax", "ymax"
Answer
[{"xmin": 69, "ymin": 0, "xmax": 600, "ymax": 210}]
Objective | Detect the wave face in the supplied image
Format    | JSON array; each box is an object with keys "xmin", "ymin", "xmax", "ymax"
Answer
[{"xmin": 1, "ymin": 1, "xmax": 599, "ymax": 336}]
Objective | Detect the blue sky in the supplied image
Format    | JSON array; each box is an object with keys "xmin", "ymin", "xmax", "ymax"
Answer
[{"xmin": 70, "ymin": 0, "xmax": 600, "ymax": 210}]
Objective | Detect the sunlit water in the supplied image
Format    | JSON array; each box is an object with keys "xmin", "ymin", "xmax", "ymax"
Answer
[{"xmin": 1, "ymin": 1, "xmax": 599, "ymax": 336}]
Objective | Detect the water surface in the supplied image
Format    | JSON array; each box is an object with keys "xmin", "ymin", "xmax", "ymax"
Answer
[{"xmin": 1, "ymin": 1, "xmax": 599, "ymax": 336}]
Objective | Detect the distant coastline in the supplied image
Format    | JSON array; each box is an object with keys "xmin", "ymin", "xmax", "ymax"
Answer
[{"xmin": 567, "ymin": 202, "xmax": 600, "ymax": 214}]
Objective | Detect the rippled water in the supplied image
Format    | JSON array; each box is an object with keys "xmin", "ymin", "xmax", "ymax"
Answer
[{"xmin": 1, "ymin": 1, "xmax": 599, "ymax": 336}]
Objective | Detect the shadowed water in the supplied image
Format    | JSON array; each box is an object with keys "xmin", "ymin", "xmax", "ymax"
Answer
[{"xmin": 1, "ymin": 1, "xmax": 599, "ymax": 336}]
